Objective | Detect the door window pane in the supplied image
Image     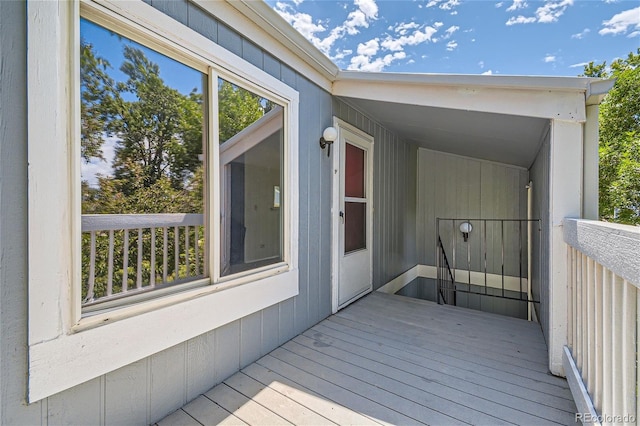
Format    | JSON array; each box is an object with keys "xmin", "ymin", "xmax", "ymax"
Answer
[
  {"xmin": 345, "ymin": 202, "xmax": 366, "ymax": 253},
  {"xmin": 219, "ymin": 78, "xmax": 284, "ymax": 276},
  {"xmin": 345, "ymin": 143, "xmax": 365, "ymax": 198},
  {"xmin": 80, "ymin": 19, "xmax": 207, "ymax": 308}
]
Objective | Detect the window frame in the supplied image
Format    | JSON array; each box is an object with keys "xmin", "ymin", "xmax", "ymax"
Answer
[{"xmin": 27, "ymin": 0, "xmax": 299, "ymax": 402}]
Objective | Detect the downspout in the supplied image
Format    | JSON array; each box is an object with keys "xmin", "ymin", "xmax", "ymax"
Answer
[{"xmin": 526, "ymin": 181, "xmax": 538, "ymax": 322}]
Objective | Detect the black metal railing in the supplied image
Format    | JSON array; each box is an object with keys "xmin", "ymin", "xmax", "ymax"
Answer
[
  {"xmin": 436, "ymin": 218, "xmax": 541, "ymax": 319},
  {"xmin": 437, "ymin": 236, "xmax": 456, "ymax": 305}
]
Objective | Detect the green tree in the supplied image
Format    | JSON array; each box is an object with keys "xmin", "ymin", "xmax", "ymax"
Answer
[{"xmin": 582, "ymin": 49, "xmax": 640, "ymax": 225}]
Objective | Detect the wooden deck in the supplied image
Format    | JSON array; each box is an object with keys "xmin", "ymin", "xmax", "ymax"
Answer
[{"xmin": 158, "ymin": 292, "xmax": 577, "ymax": 425}]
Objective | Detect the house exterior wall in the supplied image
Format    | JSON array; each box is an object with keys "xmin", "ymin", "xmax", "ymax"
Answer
[
  {"xmin": 0, "ymin": 1, "xmax": 418, "ymax": 424},
  {"xmin": 529, "ymin": 128, "xmax": 551, "ymax": 336},
  {"xmin": 333, "ymin": 99, "xmax": 419, "ymax": 289},
  {"xmin": 416, "ymin": 148, "xmax": 529, "ymax": 274}
]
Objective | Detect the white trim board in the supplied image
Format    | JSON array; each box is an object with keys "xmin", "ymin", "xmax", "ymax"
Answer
[
  {"xmin": 563, "ymin": 346, "xmax": 601, "ymax": 426},
  {"xmin": 377, "ymin": 264, "xmax": 530, "ymax": 295}
]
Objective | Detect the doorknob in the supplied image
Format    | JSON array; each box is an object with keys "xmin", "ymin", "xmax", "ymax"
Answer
[{"xmin": 339, "ymin": 211, "xmax": 344, "ymax": 223}]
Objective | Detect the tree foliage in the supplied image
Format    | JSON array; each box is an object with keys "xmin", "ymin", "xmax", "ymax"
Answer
[{"xmin": 582, "ymin": 49, "xmax": 640, "ymax": 225}]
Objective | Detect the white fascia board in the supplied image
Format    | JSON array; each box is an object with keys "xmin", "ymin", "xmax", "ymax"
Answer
[
  {"xmin": 192, "ymin": 0, "xmax": 336, "ymax": 92},
  {"xmin": 586, "ymin": 78, "xmax": 615, "ymax": 106},
  {"xmin": 333, "ymin": 75, "xmax": 588, "ymax": 122}
]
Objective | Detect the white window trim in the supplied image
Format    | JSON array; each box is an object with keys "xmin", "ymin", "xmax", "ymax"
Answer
[{"xmin": 27, "ymin": 0, "xmax": 299, "ymax": 402}]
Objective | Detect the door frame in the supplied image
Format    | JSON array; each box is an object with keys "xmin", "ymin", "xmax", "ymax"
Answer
[{"xmin": 331, "ymin": 117, "xmax": 375, "ymax": 313}]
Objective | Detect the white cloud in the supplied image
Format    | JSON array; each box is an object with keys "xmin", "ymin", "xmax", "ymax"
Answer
[
  {"xmin": 357, "ymin": 38, "xmax": 380, "ymax": 56},
  {"xmin": 426, "ymin": 0, "xmax": 460, "ymax": 10},
  {"xmin": 450, "ymin": 10, "xmax": 458, "ymax": 15},
  {"xmin": 629, "ymin": 30, "xmax": 640, "ymax": 38},
  {"xmin": 347, "ymin": 51, "xmax": 406, "ymax": 71},
  {"xmin": 81, "ymin": 136, "xmax": 119, "ymax": 188},
  {"xmin": 569, "ymin": 61, "xmax": 590, "ymax": 68},
  {"xmin": 482, "ymin": 70, "xmax": 494, "ymax": 75},
  {"xmin": 393, "ymin": 22, "xmax": 420, "ymax": 35},
  {"xmin": 446, "ymin": 40, "xmax": 458, "ymax": 51},
  {"xmin": 445, "ymin": 25, "xmax": 460, "ymax": 36},
  {"xmin": 506, "ymin": 0, "xmax": 528, "ymax": 12},
  {"xmin": 544, "ymin": 55, "xmax": 556, "ymax": 63},
  {"xmin": 506, "ymin": 15, "xmax": 536, "ymax": 25},
  {"xmin": 274, "ymin": 0, "xmax": 379, "ymax": 57},
  {"xmin": 381, "ymin": 26, "xmax": 439, "ymax": 51},
  {"xmin": 434, "ymin": 22, "xmax": 444, "ymax": 28},
  {"xmin": 571, "ymin": 28, "xmax": 591, "ymax": 39},
  {"xmin": 355, "ymin": 0, "xmax": 379, "ymax": 19},
  {"xmin": 599, "ymin": 7, "xmax": 640, "ymax": 36},
  {"xmin": 292, "ymin": 0, "xmax": 304, "ymax": 5},
  {"xmin": 407, "ymin": 59, "xmax": 416, "ymax": 64},
  {"xmin": 478, "ymin": 60, "xmax": 485, "ymax": 68},
  {"xmin": 505, "ymin": 0, "xmax": 574, "ymax": 25},
  {"xmin": 495, "ymin": 2, "xmax": 504, "ymax": 8}
]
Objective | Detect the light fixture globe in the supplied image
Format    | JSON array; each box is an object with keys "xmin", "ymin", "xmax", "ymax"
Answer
[
  {"xmin": 322, "ymin": 126, "xmax": 338, "ymax": 142},
  {"xmin": 319, "ymin": 126, "xmax": 338, "ymax": 156},
  {"xmin": 459, "ymin": 221, "xmax": 473, "ymax": 242}
]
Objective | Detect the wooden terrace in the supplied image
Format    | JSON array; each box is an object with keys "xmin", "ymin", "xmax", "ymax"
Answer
[{"xmin": 158, "ymin": 292, "xmax": 577, "ymax": 425}]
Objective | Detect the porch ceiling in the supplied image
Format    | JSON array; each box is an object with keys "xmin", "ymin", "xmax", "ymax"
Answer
[{"xmin": 341, "ymin": 97, "xmax": 549, "ymax": 168}]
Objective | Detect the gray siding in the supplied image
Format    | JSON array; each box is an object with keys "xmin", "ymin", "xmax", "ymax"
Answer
[
  {"xmin": 1, "ymin": 1, "xmax": 416, "ymax": 424},
  {"xmin": 529, "ymin": 129, "xmax": 551, "ymax": 339},
  {"xmin": 417, "ymin": 149, "xmax": 529, "ymax": 275},
  {"xmin": 333, "ymin": 99, "xmax": 419, "ymax": 289},
  {"xmin": 0, "ymin": 1, "xmax": 336, "ymax": 424}
]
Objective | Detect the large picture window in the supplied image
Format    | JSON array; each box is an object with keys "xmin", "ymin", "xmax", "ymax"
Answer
[
  {"xmin": 80, "ymin": 19, "xmax": 208, "ymax": 310},
  {"xmin": 26, "ymin": 1, "xmax": 299, "ymax": 401}
]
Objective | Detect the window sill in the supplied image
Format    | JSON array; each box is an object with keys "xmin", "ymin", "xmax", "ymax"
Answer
[{"xmin": 28, "ymin": 268, "xmax": 298, "ymax": 402}]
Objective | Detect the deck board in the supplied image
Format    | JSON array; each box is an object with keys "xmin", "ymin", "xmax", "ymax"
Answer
[{"xmin": 158, "ymin": 292, "xmax": 577, "ymax": 425}]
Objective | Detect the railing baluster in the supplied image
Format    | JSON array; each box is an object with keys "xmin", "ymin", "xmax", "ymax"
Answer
[
  {"xmin": 567, "ymin": 247, "xmax": 574, "ymax": 350},
  {"xmin": 122, "ymin": 230, "xmax": 128, "ymax": 292},
  {"xmin": 150, "ymin": 227, "xmax": 156, "ymax": 288},
  {"xmin": 621, "ymin": 280, "xmax": 636, "ymax": 420},
  {"xmin": 586, "ymin": 257, "xmax": 595, "ymax": 397},
  {"xmin": 137, "ymin": 228, "xmax": 143, "ymax": 289},
  {"xmin": 86, "ymin": 231, "xmax": 96, "ymax": 301},
  {"xmin": 195, "ymin": 225, "xmax": 199, "ymax": 275},
  {"xmin": 612, "ymin": 274, "xmax": 623, "ymax": 419},
  {"xmin": 602, "ymin": 268, "xmax": 612, "ymax": 418},
  {"xmin": 576, "ymin": 251, "xmax": 583, "ymax": 371},
  {"xmin": 174, "ymin": 226, "xmax": 179, "ymax": 280},
  {"xmin": 107, "ymin": 230, "xmax": 114, "ymax": 296},
  {"xmin": 593, "ymin": 262, "xmax": 603, "ymax": 410},
  {"xmin": 163, "ymin": 227, "xmax": 168, "ymax": 284},
  {"xmin": 185, "ymin": 225, "xmax": 190, "ymax": 276}
]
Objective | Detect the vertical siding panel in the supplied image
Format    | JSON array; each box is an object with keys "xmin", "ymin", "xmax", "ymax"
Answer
[
  {"xmin": 150, "ymin": 0, "xmax": 188, "ymax": 26},
  {"xmin": 280, "ymin": 64, "xmax": 297, "ymax": 89},
  {"xmin": 187, "ymin": 3, "xmax": 218, "ymax": 43},
  {"xmin": 186, "ymin": 330, "xmax": 216, "ymax": 401},
  {"xmin": 294, "ymin": 77, "xmax": 311, "ymax": 335},
  {"xmin": 319, "ymin": 90, "xmax": 333, "ymax": 316},
  {"xmin": 216, "ymin": 25, "xmax": 242, "ymax": 57},
  {"xmin": 214, "ymin": 320, "xmax": 240, "ymax": 384},
  {"xmin": 240, "ymin": 312, "xmax": 262, "ymax": 368},
  {"xmin": 241, "ymin": 39, "xmax": 263, "ymax": 69},
  {"xmin": 263, "ymin": 52, "xmax": 281, "ymax": 80},
  {"xmin": 149, "ymin": 344, "xmax": 187, "ymax": 419},
  {"xmin": 261, "ymin": 304, "xmax": 280, "ymax": 355},
  {"xmin": 105, "ymin": 359, "xmax": 149, "ymax": 425},
  {"xmin": 47, "ymin": 377, "xmax": 103, "ymax": 426},
  {"xmin": 278, "ymin": 298, "xmax": 295, "ymax": 343}
]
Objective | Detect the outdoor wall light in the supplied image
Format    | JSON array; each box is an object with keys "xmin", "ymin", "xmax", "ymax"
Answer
[
  {"xmin": 459, "ymin": 221, "xmax": 473, "ymax": 242},
  {"xmin": 319, "ymin": 126, "xmax": 338, "ymax": 157}
]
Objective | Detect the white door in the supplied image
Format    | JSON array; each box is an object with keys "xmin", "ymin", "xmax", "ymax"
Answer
[{"xmin": 332, "ymin": 119, "xmax": 374, "ymax": 312}]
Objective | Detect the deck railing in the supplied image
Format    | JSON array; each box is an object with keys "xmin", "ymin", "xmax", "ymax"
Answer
[
  {"xmin": 82, "ymin": 213, "xmax": 205, "ymax": 307},
  {"xmin": 564, "ymin": 219, "xmax": 640, "ymax": 425}
]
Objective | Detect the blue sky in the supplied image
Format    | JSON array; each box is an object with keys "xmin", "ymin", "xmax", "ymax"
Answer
[{"xmin": 266, "ymin": 0, "xmax": 639, "ymax": 76}]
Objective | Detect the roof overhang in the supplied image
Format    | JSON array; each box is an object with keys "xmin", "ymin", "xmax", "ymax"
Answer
[{"xmin": 212, "ymin": 0, "xmax": 614, "ymax": 167}]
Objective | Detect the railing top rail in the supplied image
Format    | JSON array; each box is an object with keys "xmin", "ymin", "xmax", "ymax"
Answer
[
  {"xmin": 564, "ymin": 218, "xmax": 640, "ymax": 287},
  {"xmin": 82, "ymin": 213, "xmax": 204, "ymax": 232}
]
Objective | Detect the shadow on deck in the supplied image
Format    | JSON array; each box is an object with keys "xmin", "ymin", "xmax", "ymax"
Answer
[{"xmin": 158, "ymin": 292, "xmax": 577, "ymax": 425}]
